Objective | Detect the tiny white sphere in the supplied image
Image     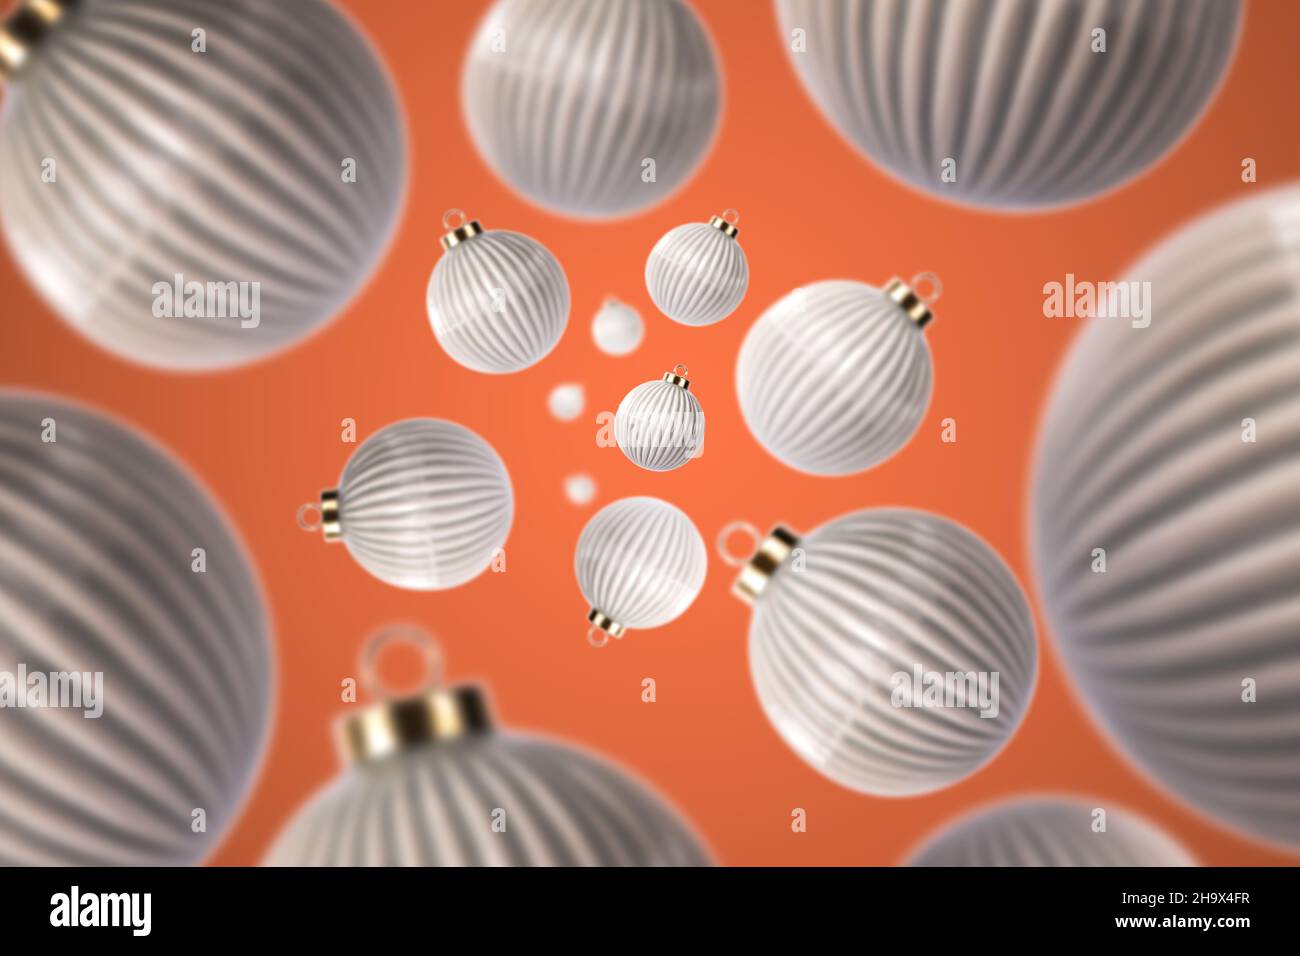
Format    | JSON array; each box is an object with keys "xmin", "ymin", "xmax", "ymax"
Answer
[
  {"xmin": 564, "ymin": 473, "xmax": 597, "ymax": 506},
  {"xmin": 645, "ymin": 219, "xmax": 748, "ymax": 326},
  {"xmin": 575, "ymin": 497, "xmax": 707, "ymax": 634},
  {"xmin": 736, "ymin": 280, "xmax": 932, "ymax": 475},
  {"xmin": 592, "ymin": 298, "xmax": 645, "ymax": 356},
  {"xmin": 614, "ymin": 372, "xmax": 705, "ymax": 472},
  {"xmin": 548, "ymin": 383, "xmax": 585, "ymax": 422},
  {"xmin": 426, "ymin": 223, "xmax": 570, "ymax": 374}
]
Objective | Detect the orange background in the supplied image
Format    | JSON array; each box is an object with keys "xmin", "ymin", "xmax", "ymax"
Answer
[{"xmin": 3, "ymin": 0, "xmax": 1297, "ymax": 867}]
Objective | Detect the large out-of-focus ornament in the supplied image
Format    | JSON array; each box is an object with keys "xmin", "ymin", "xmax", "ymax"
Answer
[
  {"xmin": 736, "ymin": 275, "xmax": 937, "ymax": 475},
  {"xmin": 299, "ymin": 418, "xmax": 513, "ymax": 591},
  {"xmin": 775, "ymin": 0, "xmax": 1242, "ymax": 210},
  {"xmin": 592, "ymin": 297, "xmax": 644, "ymax": 356},
  {"xmin": 461, "ymin": 0, "xmax": 721, "ymax": 219},
  {"xmin": 645, "ymin": 210, "xmax": 748, "ymax": 327},
  {"xmin": 720, "ymin": 508, "xmax": 1036, "ymax": 796},
  {"xmin": 0, "ymin": 391, "xmax": 272, "ymax": 865},
  {"xmin": 1032, "ymin": 184, "xmax": 1300, "ymax": 849},
  {"xmin": 615, "ymin": 365, "xmax": 705, "ymax": 472},
  {"xmin": 576, "ymin": 497, "xmax": 707, "ymax": 646},
  {"xmin": 425, "ymin": 210, "xmax": 569, "ymax": 374},
  {"xmin": 907, "ymin": 798, "xmax": 1195, "ymax": 867},
  {"xmin": 0, "ymin": 0, "xmax": 407, "ymax": 370},
  {"xmin": 264, "ymin": 626, "xmax": 711, "ymax": 866}
]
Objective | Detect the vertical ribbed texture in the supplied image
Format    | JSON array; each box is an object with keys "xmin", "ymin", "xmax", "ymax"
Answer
[
  {"xmin": 908, "ymin": 798, "xmax": 1195, "ymax": 866},
  {"xmin": 0, "ymin": 0, "xmax": 407, "ymax": 370},
  {"xmin": 776, "ymin": 0, "xmax": 1241, "ymax": 210},
  {"xmin": 750, "ymin": 509, "xmax": 1036, "ymax": 796},
  {"xmin": 426, "ymin": 229, "xmax": 570, "ymax": 374},
  {"xmin": 1032, "ymin": 185, "xmax": 1300, "ymax": 849},
  {"xmin": 615, "ymin": 379, "xmax": 705, "ymax": 472},
  {"xmin": 736, "ymin": 280, "xmax": 932, "ymax": 476},
  {"xmin": 461, "ymin": 0, "xmax": 720, "ymax": 219},
  {"xmin": 337, "ymin": 419, "xmax": 514, "ymax": 591},
  {"xmin": 264, "ymin": 734, "xmax": 711, "ymax": 866},
  {"xmin": 0, "ymin": 392, "xmax": 271, "ymax": 865},
  {"xmin": 645, "ymin": 222, "xmax": 748, "ymax": 326},
  {"xmin": 575, "ymin": 497, "xmax": 706, "ymax": 631}
]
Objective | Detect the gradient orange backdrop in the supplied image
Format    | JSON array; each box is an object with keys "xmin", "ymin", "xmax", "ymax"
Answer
[{"xmin": 3, "ymin": 0, "xmax": 1297, "ymax": 866}]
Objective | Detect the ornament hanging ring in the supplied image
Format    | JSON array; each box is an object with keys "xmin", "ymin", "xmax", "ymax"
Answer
[
  {"xmin": 673, "ymin": 363, "xmax": 689, "ymax": 378},
  {"xmin": 296, "ymin": 502, "xmax": 322, "ymax": 532},
  {"xmin": 442, "ymin": 208, "xmax": 467, "ymax": 231},
  {"xmin": 721, "ymin": 208, "xmax": 740, "ymax": 226},
  {"xmin": 360, "ymin": 623, "xmax": 444, "ymax": 699},
  {"xmin": 910, "ymin": 271, "xmax": 943, "ymax": 305},
  {"xmin": 717, "ymin": 521, "xmax": 762, "ymax": 568},
  {"xmin": 586, "ymin": 626, "xmax": 610, "ymax": 649}
]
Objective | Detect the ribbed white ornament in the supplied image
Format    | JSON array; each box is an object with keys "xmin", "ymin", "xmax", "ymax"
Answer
[
  {"xmin": 592, "ymin": 297, "xmax": 644, "ymax": 356},
  {"xmin": 615, "ymin": 365, "xmax": 705, "ymax": 472},
  {"xmin": 645, "ymin": 211, "xmax": 748, "ymax": 326},
  {"xmin": 1032, "ymin": 185, "xmax": 1300, "ymax": 849},
  {"xmin": 725, "ymin": 509, "xmax": 1036, "ymax": 796},
  {"xmin": 776, "ymin": 0, "xmax": 1242, "ymax": 210},
  {"xmin": 300, "ymin": 418, "xmax": 513, "ymax": 591},
  {"xmin": 425, "ymin": 212, "xmax": 569, "ymax": 374},
  {"xmin": 462, "ymin": 0, "xmax": 720, "ymax": 219},
  {"xmin": 736, "ymin": 277, "xmax": 935, "ymax": 475},
  {"xmin": 908, "ymin": 798, "xmax": 1195, "ymax": 867},
  {"xmin": 0, "ymin": 0, "xmax": 406, "ymax": 370},
  {"xmin": 0, "ymin": 392, "xmax": 271, "ymax": 865},
  {"xmin": 575, "ymin": 497, "xmax": 707, "ymax": 643},
  {"xmin": 265, "ymin": 628, "xmax": 710, "ymax": 866}
]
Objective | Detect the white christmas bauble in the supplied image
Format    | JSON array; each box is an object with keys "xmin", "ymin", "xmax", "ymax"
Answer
[
  {"xmin": 736, "ymin": 277, "xmax": 934, "ymax": 475},
  {"xmin": 0, "ymin": 0, "xmax": 406, "ymax": 370},
  {"xmin": 908, "ymin": 798, "xmax": 1195, "ymax": 867},
  {"xmin": 547, "ymin": 383, "xmax": 585, "ymax": 422},
  {"xmin": 1032, "ymin": 185, "xmax": 1300, "ymax": 849},
  {"xmin": 0, "ymin": 392, "xmax": 271, "ymax": 865},
  {"xmin": 462, "ymin": 0, "xmax": 720, "ymax": 219},
  {"xmin": 302, "ymin": 418, "xmax": 513, "ymax": 591},
  {"xmin": 564, "ymin": 473, "xmax": 597, "ymax": 506},
  {"xmin": 592, "ymin": 298, "xmax": 645, "ymax": 356},
  {"xmin": 776, "ymin": 0, "xmax": 1242, "ymax": 210},
  {"xmin": 728, "ymin": 509, "xmax": 1036, "ymax": 796},
  {"xmin": 575, "ymin": 497, "xmax": 706, "ymax": 642},
  {"xmin": 615, "ymin": 366, "xmax": 705, "ymax": 472},
  {"xmin": 645, "ymin": 212, "xmax": 748, "ymax": 326},
  {"xmin": 426, "ymin": 213, "xmax": 569, "ymax": 374}
]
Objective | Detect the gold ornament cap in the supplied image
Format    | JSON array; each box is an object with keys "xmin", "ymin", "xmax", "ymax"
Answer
[
  {"xmin": 587, "ymin": 608, "xmax": 626, "ymax": 647},
  {"xmin": 297, "ymin": 489, "xmax": 342, "ymax": 541},
  {"xmin": 884, "ymin": 273, "xmax": 941, "ymax": 330},
  {"xmin": 718, "ymin": 523, "xmax": 800, "ymax": 605},
  {"xmin": 337, "ymin": 625, "xmax": 493, "ymax": 765},
  {"xmin": 709, "ymin": 208, "xmax": 741, "ymax": 239},
  {"xmin": 0, "ymin": 0, "xmax": 75, "ymax": 79},
  {"xmin": 439, "ymin": 208, "xmax": 483, "ymax": 250},
  {"xmin": 663, "ymin": 363, "xmax": 691, "ymax": 390}
]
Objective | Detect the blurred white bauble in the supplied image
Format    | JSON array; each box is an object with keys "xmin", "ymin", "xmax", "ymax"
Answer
[
  {"xmin": 1032, "ymin": 185, "xmax": 1300, "ymax": 849},
  {"xmin": 592, "ymin": 298, "xmax": 645, "ymax": 356},
  {"xmin": 301, "ymin": 418, "xmax": 513, "ymax": 591},
  {"xmin": 462, "ymin": 0, "xmax": 720, "ymax": 219},
  {"xmin": 736, "ymin": 276, "xmax": 936, "ymax": 475},
  {"xmin": 645, "ymin": 211, "xmax": 748, "ymax": 326},
  {"xmin": 908, "ymin": 798, "xmax": 1195, "ymax": 866},
  {"xmin": 548, "ymin": 383, "xmax": 585, "ymax": 422},
  {"xmin": 575, "ymin": 497, "xmax": 706, "ymax": 644},
  {"xmin": 0, "ymin": 0, "xmax": 406, "ymax": 369},
  {"xmin": 0, "ymin": 391, "xmax": 271, "ymax": 864},
  {"xmin": 775, "ymin": 0, "xmax": 1242, "ymax": 210},
  {"xmin": 425, "ymin": 212, "xmax": 569, "ymax": 374},
  {"xmin": 615, "ymin": 365, "xmax": 704, "ymax": 472},
  {"xmin": 564, "ymin": 473, "xmax": 597, "ymax": 506},
  {"xmin": 726, "ymin": 509, "xmax": 1036, "ymax": 796}
]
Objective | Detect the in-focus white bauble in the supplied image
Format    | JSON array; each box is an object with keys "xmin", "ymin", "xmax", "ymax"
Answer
[
  {"xmin": 548, "ymin": 383, "xmax": 585, "ymax": 422},
  {"xmin": 575, "ymin": 497, "xmax": 707, "ymax": 644},
  {"xmin": 615, "ymin": 365, "xmax": 705, "ymax": 472},
  {"xmin": 265, "ymin": 627, "xmax": 710, "ymax": 866},
  {"xmin": 645, "ymin": 211, "xmax": 748, "ymax": 326},
  {"xmin": 776, "ymin": 0, "xmax": 1242, "ymax": 210},
  {"xmin": 592, "ymin": 297, "xmax": 645, "ymax": 356},
  {"xmin": 907, "ymin": 798, "xmax": 1195, "ymax": 867},
  {"xmin": 724, "ymin": 509, "xmax": 1036, "ymax": 796},
  {"xmin": 426, "ymin": 212, "xmax": 569, "ymax": 374},
  {"xmin": 0, "ymin": 392, "xmax": 272, "ymax": 865},
  {"xmin": 0, "ymin": 0, "xmax": 406, "ymax": 370},
  {"xmin": 736, "ymin": 276, "xmax": 936, "ymax": 475},
  {"xmin": 1032, "ymin": 185, "xmax": 1300, "ymax": 849},
  {"xmin": 462, "ymin": 0, "xmax": 721, "ymax": 219},
  {"xmin": 564, "ymin": 473, "xmax": 597, "ymax": 507},
  {"xmin": 300, "ymin": 418, "xmax": 513, "ymax": 591}
]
